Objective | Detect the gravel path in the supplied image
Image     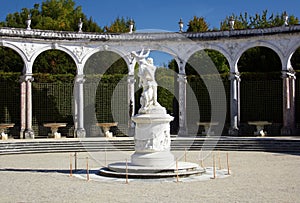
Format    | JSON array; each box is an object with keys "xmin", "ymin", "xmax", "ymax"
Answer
[{"xmin": 0, "ymin": 150, "xmax": 299, "ymax": 202}]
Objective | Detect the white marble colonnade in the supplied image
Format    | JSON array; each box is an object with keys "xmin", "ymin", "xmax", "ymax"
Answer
[{"xmin": 0, "ymin": 26, "xmax": 300, "ymax": 138}]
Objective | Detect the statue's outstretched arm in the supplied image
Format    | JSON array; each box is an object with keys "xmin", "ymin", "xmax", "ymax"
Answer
[{"xmin": 138, "ymin": 48, "xmax": 150, "ymax": 58}]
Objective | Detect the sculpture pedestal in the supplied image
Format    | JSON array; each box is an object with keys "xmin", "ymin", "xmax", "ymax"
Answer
[
  {"xmin": 99, "ymin": 108, "xmax": 205, "ymax": 178},
  {"xmin": 131, "ymin": 112, "xmax": 174, "ymax": 167},
  {"xmin": 99, "ymin": 51, "xmax": 205, "ymax": 179}
]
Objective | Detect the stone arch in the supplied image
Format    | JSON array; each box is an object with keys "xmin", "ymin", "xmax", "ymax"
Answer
[
  {"xmin": 237, "ymin": 43, "xmax": 283, "ymax": 135},
  {"xmin": 30, "ymin": 45, "xmax": 79, "ymax": 74},
  {"xmin": 288, "ymin": 43, "xmax": 300, "ymax": 128},
  {"xmin": 287, "ymin": 42, "xmax": 300, "ymax": 71},
  {"xmin": 82, "ymin": 46, "xmax": 131, "ymax": 74},
  {"xmin": 185, "ymin": 44, "xmax": 232, "ymax": 72},
  {"xmin": 0, "ymin": 45, "xmax": 24, "ymax": 138},
  {"xmin": 31, "ymin": 47, "xmax": 77, "ymax": 137},
  {"xmin": 83, "ymin": 48, "xmax": 130, "ymax": 137},
  {"xmin": 0, "ymin": 45, "xmax": 24, "ymax": 73},
  {"xmin": 132, "ymin": 45, "xmax": 179, "ymax": 74},
  {"xmin": 33, "ymin": 50, "xmax": 77, "ymax": 76},
  {"xmin": 235, "ymin": 41, "xmax": 283, "ymax": 72},
  {"xmin": 183, "ymin": 47, "xmax": 228, "ymax": 136},
  {"xmin": 2, "ymin": 42, "xmax": 29, "ymax": 73}
]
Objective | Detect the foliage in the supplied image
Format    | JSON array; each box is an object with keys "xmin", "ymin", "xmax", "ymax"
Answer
[
  {"xmin": 104, "ymin": 17, "xmax": 135, "ymax": 33},
  {"xmin": 168, "ymin": 50, "xmax": 229, "ymax": 75},
  {"xmin": 220, "ymin": 10, "xmax": 299, "ymax": 30},
  {"xmin": 0, "ymin": 47, "xmax": 23, "ymax": 72},
  {"xmin": 1, "ymin": 4, "xmax": 300, "ymax": 78},
  {"xmin": 155, "ymin": 67, "xmax": 176, "ymax": 112},
  {"xmin": 240, "ymin": 71, "xmax": 282, "ymax": 80},
  {"xmin": 291, "ymin": 49, "xmax": 300, "ymax": 70},
  {"xmin": 187, "ymin": 16, "xmax": 209, "ymax": 32},
  {"xmin": 33, "ymin": 50, "xmax": 77, "ymax": 74},
  {"xmin": 168, "ymin": 59, "xmax": 178, "ymax": 73},
  {"xmin": 0, "ymin": 0, "xmax": 103, "ymax": 32},
  {"xmin": 238, "ymin": 47, "xmax": 281, "ymax": 72},
  {"xmin": 0, "ymin": 72, "xmax": 21, "ymax": 82},
  {"xmin": 84, "ymin": 51, "xmax": 128, "ymax": 75},
  {"xmin": 0, "ymin": 1, "xmax": 133, "ymax": 74},
  {"xmin": 85, "ymin": 74, "xmax": 127, "ymax": 84},
  {"xmin": 33, "ymin": 73, "xmax": 75, "ymax": 83},
  {"xmin": 184, "ymin": 10, "xmax": 299, "ymax": 73}
]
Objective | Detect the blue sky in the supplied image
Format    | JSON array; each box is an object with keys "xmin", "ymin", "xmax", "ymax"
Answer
[
  {"xmin": 1, "ymin": 0, "xmax": 300, "ymax": 66},
  {"xmin": 1, "ymin": 0, "xmax": 299, "ymax": 31}
]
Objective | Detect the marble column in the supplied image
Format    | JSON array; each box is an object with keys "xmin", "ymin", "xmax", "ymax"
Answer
[
  {"xmin": 228, "ymin": 72, "xmax": 241, "ymax": 135},
  {"xmin": 177, "ymin": 73, "xmax": 188, "ymax": 136},
  {"xmin": 24, "ymin": 74, "xmax": 34, "ymax": 139},
  {"xmin": 281, "ymin": 70, "xmax": 296, "ymax": 135},
  {"xmin": 74, "ymin": 74, "xmax": 86, "ymax": 138},
  {"xmin": 127, "ymin": 74, "xmax": 135, "ymax": 136},
  {"xmin": 19, "ymin": 76, "xmax": 26, "ymax": 139}
]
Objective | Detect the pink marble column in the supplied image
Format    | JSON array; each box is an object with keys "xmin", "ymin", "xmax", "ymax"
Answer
[
  {"xmin": 19, "ymin": 77, "xmax": 26, "ymax": 139},
  {"xmin": 24, "ymin": 75, "xmax": 34, "ymax": 139},
  {"xmin": 281, "ymin": 70, "xmax": 296, "ymax": 135}
]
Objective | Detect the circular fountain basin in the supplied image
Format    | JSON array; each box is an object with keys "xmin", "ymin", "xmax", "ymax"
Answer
[{"xmin": 98, "ymin": 161, "xmax": 205, "ymax": 179}]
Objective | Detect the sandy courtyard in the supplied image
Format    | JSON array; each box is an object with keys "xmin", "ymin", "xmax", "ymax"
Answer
[{"xmin": 0, "ymin": 150, "xmax": 299, "ymax": 202}]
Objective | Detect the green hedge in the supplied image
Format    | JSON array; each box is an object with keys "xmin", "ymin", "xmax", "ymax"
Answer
[
  {"xmin": 0, "ymin": 71, "xmax": 286, "ymax": 83},
  {"xmin": 0, "ymin": 71, "xmax": 294, "ymax": 136}
]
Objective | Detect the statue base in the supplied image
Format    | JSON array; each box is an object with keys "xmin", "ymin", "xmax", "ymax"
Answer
[
  {"xmin": 130, "ymin": 107, "xmax": 174, "ymax": 167},
  {"xmin": 131, "ymin": 151, "xmax": 174, "ymax": 167}
]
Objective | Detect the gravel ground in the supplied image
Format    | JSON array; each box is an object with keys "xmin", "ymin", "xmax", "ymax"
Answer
[{"xmin": 0, "ymin": 150, "xmax": 299, "ymax": 203}]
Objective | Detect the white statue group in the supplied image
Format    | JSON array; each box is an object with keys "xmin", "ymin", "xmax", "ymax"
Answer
[{"xmin": 131, "ymin": 49, "xmax": 164, "ymax": 114}]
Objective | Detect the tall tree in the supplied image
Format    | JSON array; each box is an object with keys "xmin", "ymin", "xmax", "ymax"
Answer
[
  {"xmin": 0, "ymin": 0, "xmax": 105, "ymax": 74},
  {"xmin": 219, "ymin": 10, "xmax": 299, "ymax": 73},
  {"xmin": 104, "ymin": 17, "xmax": 134, "ymax": 33},
  {"xmin": 0, "ymin": 0, "xmax": 103, "ymax": 32},
  {"xmin": 220, "ymin": 10, "xmax": 299, "ymax": 30},
  {"xmin": 186, "ymin": 16, "xmax": 209, "ymax": 32},
  {"xmin": 238, "ymin": 47, "xmax": 281, "ymax": 72},
  {"xmin": 185, "ymin": 16, "xmax": 229, "ymax": 74}
]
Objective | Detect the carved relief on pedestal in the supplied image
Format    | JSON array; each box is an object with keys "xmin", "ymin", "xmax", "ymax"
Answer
[{"xmin": 134, "ymin": 123, "xmax": 171, "ymax": 152}]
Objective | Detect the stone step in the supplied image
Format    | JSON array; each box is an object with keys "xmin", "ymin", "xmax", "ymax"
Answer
[{"xmin": 0, "ymin": 137, "xmax": 299, "ymax": 155}]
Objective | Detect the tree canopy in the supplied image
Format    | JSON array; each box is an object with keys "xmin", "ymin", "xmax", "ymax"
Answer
[
  {"xmin": 105, "ymin": 17, "xmax": 135, "ymax": 33},
  {"xmin": 1, "ymin": 3, "xmax": 300, "ymax": 76},
  {"xmin": 187, "ymin": 16, "xmax": 209, "ymax": 32},
  {"xmin": 220, "ymin": 10, "xmax": 299, "ymax": 30},
  {"xmin": 0, "ymin": 0, "xmax": 134, "ymax": 76},
  {"xmin": 0, "ymin": 0, "xmax": 102, "ymax": 32}
]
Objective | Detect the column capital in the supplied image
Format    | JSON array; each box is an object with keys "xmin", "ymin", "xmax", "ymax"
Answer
[
  {"xmin": 127, "ymin": 75, "xmax": 136, "ymax": 84},
  {"xmin": 229, "ymin": 72, "xmax": 241, "ymax": 81},
  {"xmin": 19, "ymin": 74, "xmax": 34, "ymax": 83},
  {"xmin": 281, "ymin": 70, "xmax": 296, "ymax": 79},
  {"xmin": 75, "ymin": 74, "xmax": 85, "ymax": 83},
  {"xmin": 177, "ymin": 73, "xmax": 187, "ymax": 83}
]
